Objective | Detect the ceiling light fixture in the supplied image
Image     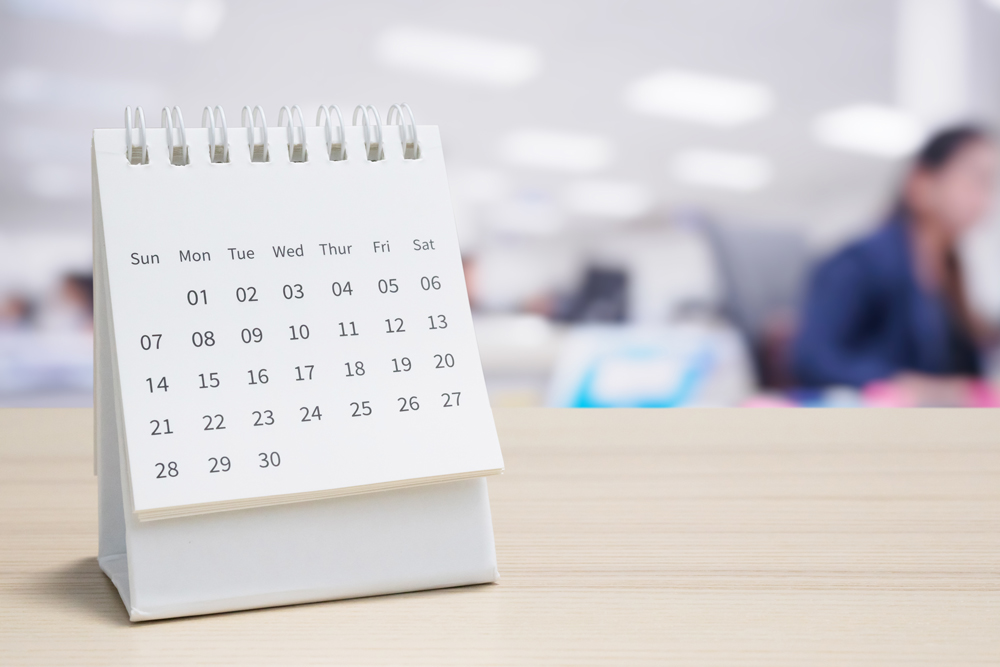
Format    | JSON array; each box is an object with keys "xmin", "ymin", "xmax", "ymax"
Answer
[
  {"xmin": 670, "ymin": 149, "xmax": 772, "ymax": 192},
  {"xmin": 5, "ymin": 0, "xmax": 226, "ymax": 41},
  {"xmin": 813, "ymin": 104, "xmax": 925, "ymax": 158},
  {"xmin": 624, "ymin": 69, "xmax": 774, "ymax": 127},
  {"xmin": 499, "ymin": 129, "xmax": 614, "ymax": 173},
  {"xmin": 374, "ymin": 26, "xmax": 541, "ymax": 87}
]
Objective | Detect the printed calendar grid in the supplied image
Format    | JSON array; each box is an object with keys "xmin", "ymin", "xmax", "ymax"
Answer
[
  {"xmin": 114, "ymin": 237, "xmax": 494, "ymax": 511},
  {"xmin": 95, "ymin": 124, "xmax": 503, "ymax": 516}
]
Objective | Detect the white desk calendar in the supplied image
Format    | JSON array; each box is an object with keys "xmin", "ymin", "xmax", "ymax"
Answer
[{"xmin": 94, "ymin": 104, "xmax": 504, "ymax": 621}]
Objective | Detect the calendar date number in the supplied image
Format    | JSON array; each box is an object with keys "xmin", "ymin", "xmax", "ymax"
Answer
[
  {"xmin": 203, "ymin": 414, "xmax": 225, "ymax": 431},
  {"xmin": 241, "ymin": 327, "xmax": 263, "ymax": 344},
  {"xmin": 247, "ymin": 368, "xmax": 268, "ymax": 385},
  {"xmin": 300, "ymin": 406, "xmax": 322, "ymax": 422},
  {"xmin": 192, "ymin": 330, "xmax": 216, "ymax": 347},
  {"xmin": 187, "ymin": 289, "xmax": 208, "ymax": 306},
  {"xmin": 252, "ymin": 410, "xmax": 275, "ymax": 426},
  {"xmin": 155, "ymin": 461, "xmax": 179, "ymax": 478},
  {"xmin": 259, "ymin": 452, "xmax": 281, "ymax": 468},
  {"xmin": 146, "ymin": 377, "xmax": 168, "ymax": 393},
  {"xmin": 208, "ymin": 456, "xmax": 231, "ymax": 473},
  {"xmin": 140, "ymin": 334, "xmax": 162, "ymax": 350},
  {"xmin": 150, "ymin": 419, "xmax": 173, "ymax": 435}
]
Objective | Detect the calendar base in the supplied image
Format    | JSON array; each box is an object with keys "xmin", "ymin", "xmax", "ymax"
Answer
[{"xmin": 98, "ymin": 473, "xmax": 499, "ymax": 622}]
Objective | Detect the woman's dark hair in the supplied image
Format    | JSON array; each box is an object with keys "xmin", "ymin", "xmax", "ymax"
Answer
[
  {"xmin": 892, "ymin": 124, "xmax": 993, "ymax": 219},
  {"xmin": 913, "ymin": 124, "xmax": 992, "ymax": 173}
]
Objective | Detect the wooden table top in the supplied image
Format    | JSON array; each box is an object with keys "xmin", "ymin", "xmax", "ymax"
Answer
[{"xmin": 1, "ymin": 408, "xmax": 998, "ymax": 665}]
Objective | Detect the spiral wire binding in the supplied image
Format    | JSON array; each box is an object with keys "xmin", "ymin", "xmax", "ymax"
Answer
[
  {"xmin": 316, "ymin": 105, "xmax": 347, "ymax": 161},
  {"xmin": 202, "ymin": 106, "xmax": 230, "ymax": 163},
  {"xmin": 278, "ymin": 105, "xmax": 308, "ymax": 162},
  {"xmin": 352, "ymin": 105, "xmax": 384, "ymax": 161},
  {"xmin": 387, "ymin": 103, "xmax": 419, "ymax": 159},
  {"xmin": 242, "ymin": 105, "xmax": 270, "ymax": 162},
  {"xmin": 161, "ymin": 106, "xmax": 189, "ymax": 166},
  {"xmin": 123, "ymin": 105, "xmax": 417, "ymax": 165},
  {"xmin": 124, "ymin": 106, "xmax": 148, "ymax": 165}
]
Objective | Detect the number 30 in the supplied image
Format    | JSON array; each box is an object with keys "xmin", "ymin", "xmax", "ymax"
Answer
[{"xmin": 259, "ymin": 452, "xmax": 281, "ymax": 468}]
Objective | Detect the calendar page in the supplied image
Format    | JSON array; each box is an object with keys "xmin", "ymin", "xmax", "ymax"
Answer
[{"xmin": 94, "ymin": 122, "xmax": 503, "ymax": 520}]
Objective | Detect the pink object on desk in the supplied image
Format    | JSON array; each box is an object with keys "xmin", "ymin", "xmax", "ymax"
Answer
[{"xmin": 862, "ymin": 380, "xmax": 1000, "ymax": 407}]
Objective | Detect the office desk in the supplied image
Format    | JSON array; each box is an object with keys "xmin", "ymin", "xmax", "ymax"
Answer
[{"xmin": 1, "ymin": 408, "xmax": 998, "ymax": 665}]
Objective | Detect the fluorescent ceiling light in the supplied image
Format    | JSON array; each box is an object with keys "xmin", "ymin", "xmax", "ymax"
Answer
[
  {"xmin": 813, "ymin": 104, "xmax": 925, "ymax": 158},
  {"xmin": 499, "ymin": 129, "xmax": 613, "ymax": 173},
  {"xmin": 624, "ymin": 69, "xmax": 774, "ymax": 127},
  {"xmin": 375, "ymin": 26, "xmax": 541, "ymax": 87},
  {"xmin": 670, "ymin": 149, "xmax": 772, "ymax": 192},
  {"xmin": 564, "ymin": 180, "xmax": 654, "ymax": 220},
  {"xmin": 5, "ymin": 0, "xmax": 226, "ymax": 41}
]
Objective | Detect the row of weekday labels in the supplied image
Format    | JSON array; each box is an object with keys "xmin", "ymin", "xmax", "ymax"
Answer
[{"xmin": 129, "ymin": 238, "xmax": 440, "ymax": 266}]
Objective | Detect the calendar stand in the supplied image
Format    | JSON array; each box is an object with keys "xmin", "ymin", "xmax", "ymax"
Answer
[{"xmin": 93, "ymin": 104, "xmax": 501, "ymax": 621}]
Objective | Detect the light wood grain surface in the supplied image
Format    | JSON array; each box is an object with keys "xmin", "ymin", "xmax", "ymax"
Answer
[{"xmin": 1, "ymin": 408, "xmax": 998, "ymax": 665}]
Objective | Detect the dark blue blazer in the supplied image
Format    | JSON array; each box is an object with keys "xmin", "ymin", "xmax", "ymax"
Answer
[{"xmin": 792, "ymin": 218, "xmax": 981, "ymax": 387}]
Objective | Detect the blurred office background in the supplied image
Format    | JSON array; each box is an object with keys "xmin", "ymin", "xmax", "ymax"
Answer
[{"xmin": 2, "ymin": 0, "xmax": 1000, "ymax": 407}]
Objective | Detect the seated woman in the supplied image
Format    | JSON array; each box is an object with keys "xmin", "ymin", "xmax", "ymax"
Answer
[{"xmin": 793, "ymin": 126, "xmax": 998, "ymax": 394}]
